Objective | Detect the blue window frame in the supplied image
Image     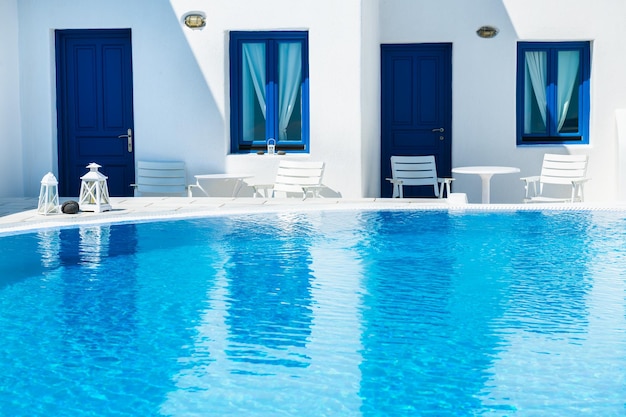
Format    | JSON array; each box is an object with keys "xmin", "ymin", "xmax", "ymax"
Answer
[
  {"xmin": 516, "ymin": 42, "xmax": 590, "ymax": 145},
  {"xmin": 230, "ymin": 31, "xmax": 309, "ymax": 153}
]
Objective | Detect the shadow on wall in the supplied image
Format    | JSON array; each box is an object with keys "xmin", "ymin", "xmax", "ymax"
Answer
[{"xmin": 133, "ymin": 1, "xmax": 225, "ymax": 172}]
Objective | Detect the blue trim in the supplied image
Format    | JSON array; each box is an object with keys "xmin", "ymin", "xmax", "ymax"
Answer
[
  {"xmin": 516, "ymin": 41, "xmax": 590, "ymax": 146},
  {"xmin": 230, "ymin": 31, "xmax": 309, "ymax": 153}
]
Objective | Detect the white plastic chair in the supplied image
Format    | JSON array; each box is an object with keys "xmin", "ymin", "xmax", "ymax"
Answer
[
  {"xmin": 386, "ymin": 155, "xmax": 453, "ymax": 198},
  {"xmin": 131, "ymin": 161, "xmax": 188, "ymax": 196},
  {"xmin": 253, "ymin": 160, "xmax": 325, "ymax": 200},
  {"xmin": 521, "ymin": 154, "xmax": 589, "ymax": 203}
]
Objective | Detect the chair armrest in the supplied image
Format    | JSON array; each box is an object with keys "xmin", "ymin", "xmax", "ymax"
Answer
[
  {"xmin": 385, "ymin": 178, "xmax": 404, "ymax": 198},
  {"xmin": 571, "ymin": 177, "xmax": 590, "ymax": 185},
  {"xmin": 520, "ymin": 176, "xmax": 540, "ymax": 199},
  {"xmin": 520, "ymin": 175, "xmax": 541, "ymax": 182},
  {"xmin": 385, "ymin": 178, "xmax": 403, "ymax": 185},
  {"xmin": 437, "ymin": 177, "xmax": 454, "ymax": 184},
  {"xmin": 520, "ymin": 175, "xmax": 540, "ymax": 183}
]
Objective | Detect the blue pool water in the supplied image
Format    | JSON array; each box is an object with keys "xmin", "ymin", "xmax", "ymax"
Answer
[{"xmin": 1, "ymin": 209, "xmax": 626, "ymax": 416}]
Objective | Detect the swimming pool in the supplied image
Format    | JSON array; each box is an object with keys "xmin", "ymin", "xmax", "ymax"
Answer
[{"xmin": 1, "ymin": 209, "xmax": 625, "ymax": 416}]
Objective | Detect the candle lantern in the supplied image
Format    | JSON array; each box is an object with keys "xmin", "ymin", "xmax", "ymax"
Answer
[
  {"xmin": 78, "ymin": 163, "xmax": 112, "ymax": 213},
  {"xmin": 37, "ymin": 172, "xmax": 61, "ymax": 215},
  {"xmin": 267, "ymin": 138, "xmax": 276, "ymax": 155}
]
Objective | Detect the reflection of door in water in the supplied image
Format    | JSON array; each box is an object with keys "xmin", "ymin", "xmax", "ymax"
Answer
[
  {"xmin": 55, "ymin": 29, "xmax": 135, "ymax": 197},
  {"xmin": 380, "ymin": 43, "xmax": 452, "ymax": 197}
]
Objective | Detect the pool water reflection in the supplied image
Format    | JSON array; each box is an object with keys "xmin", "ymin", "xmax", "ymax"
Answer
[{"xmin": 0, "ymin": 210, "xmax": 625, "ymax": 416}]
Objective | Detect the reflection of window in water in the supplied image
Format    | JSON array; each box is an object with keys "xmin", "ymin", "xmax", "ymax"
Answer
[{"xmin": 224, "ymin": 215, "xmax": 314, "ymax": 369}]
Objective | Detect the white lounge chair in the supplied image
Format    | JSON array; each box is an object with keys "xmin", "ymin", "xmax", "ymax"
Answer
[
  {"xmin": 253, "ymin": 160, "xmax": 325, "ymax": 200},
  {"xmin": 131, "ymin": 161, "xmax": 188, "ymax": 196},
  {"xmin": 521, "ymin": 154, "xmax": 589, "ymax": 203},
  {"xmin": 386, "ymin": 155, "xmax": 453, "ymax": 198}
]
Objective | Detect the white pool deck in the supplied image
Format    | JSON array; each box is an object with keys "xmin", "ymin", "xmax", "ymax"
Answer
[{"xmin": 1, "ymin": 196, "xmax": 625, "ymax": 235}]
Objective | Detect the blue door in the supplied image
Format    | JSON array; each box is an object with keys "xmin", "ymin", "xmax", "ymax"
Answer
[
  {"xmin": 55, "ymin": 29, "xmax": 135, "ymax": 197},
  {"xmin": 381, "ymin": 43, "xmax": 452, "ymax": 197}
]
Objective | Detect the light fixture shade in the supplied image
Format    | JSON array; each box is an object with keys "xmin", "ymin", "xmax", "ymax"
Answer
[
  {"xmin": 78, "ymin": 162, "xmax": 112, "ymax": 213},
  {"xmin": 184, "ymin": 14, "xmax": 206, "ymax": 29},
  {"xmin": 476, "ymin": 26, "xmax": 499, "ymax": 39},
  {"xmin": 37, "ymin": 172, "xmax": 61, "ymax": 215}
]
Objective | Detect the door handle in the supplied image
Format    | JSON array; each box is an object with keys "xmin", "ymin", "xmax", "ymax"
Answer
[
  {"xmin": 432, "ymin": 127, "xmax": 444, "ymax": 132},
  {"xmin": 118, "ymin": 128, "xmax": 133, "ymax": 152}
]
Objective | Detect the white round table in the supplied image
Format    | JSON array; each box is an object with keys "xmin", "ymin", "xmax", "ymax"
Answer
[
  {"xmin": 190, "ymin": 174, "xmax": 253, "ymax": 197},
  {"xmin": 451, "ymin": 166, "xmax": 520, "ymax": 204}
]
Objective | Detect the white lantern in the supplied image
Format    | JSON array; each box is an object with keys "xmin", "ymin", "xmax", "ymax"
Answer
[
  {"xmin": 37, "ymin": 172, "xmax": 61, "ymax": 215},
  {"xmin": 267, "ymin": 138, "xmax": 276, "ymax": 155},
  {"xmin": 78, "ymin": 162, "xmax": 112, "ymax": 213}
]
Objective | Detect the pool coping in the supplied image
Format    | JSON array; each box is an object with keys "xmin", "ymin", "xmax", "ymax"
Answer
[{"xmin": 2, "ymin": 196, "xmax": 626, "ymax": 235}]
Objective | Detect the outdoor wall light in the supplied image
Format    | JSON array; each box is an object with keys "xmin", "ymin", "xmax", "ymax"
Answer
[
  {"xmin": 476, "ymin": 26, "xmax": 499, "ymax": 39},
  {"xmin": 184, "ymin": 13, "xmax": 206, "ymax": 29}
]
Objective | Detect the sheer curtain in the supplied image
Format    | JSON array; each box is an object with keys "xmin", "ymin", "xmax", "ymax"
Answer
[
  {"xmin": 242, "ymin": 43, "xmax": 266, "ymax": 141},
  {"xmin": 556, "ymin": 50, "xmax": 580, "ymax": 132},
  {"xmin": 524, "ymin": 51, "xmax": 547, "ymax": 134},
  {"xmin": 278, "ymin": 43, "xmax": 302, "ymax": 141}
]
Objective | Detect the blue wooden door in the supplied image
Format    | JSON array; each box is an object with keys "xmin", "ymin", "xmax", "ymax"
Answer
[
  {"xmin": 56, "ymin": 29, "xmax": 135, "ymax": 197},
  {"xmin": 381, "ymin": 43, "xmax": 452, "ymax": 197}
]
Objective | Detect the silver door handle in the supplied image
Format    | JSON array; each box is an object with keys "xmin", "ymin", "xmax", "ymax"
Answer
[
  {"xmin": 432, "ymin": 127, "xmax": 444, "ymax": 132},
  {"xmin": 118, "ymin": 128, "xmax": 133, "ymax": 152}
]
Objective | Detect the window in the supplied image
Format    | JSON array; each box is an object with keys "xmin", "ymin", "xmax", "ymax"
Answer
[
  {"xmin": 516, "ymin": 42, "xmax": 590, "ymax": 145},
  {"xmin": 230, "ymin": 31, "xmax": 309, "ymax": 153}
]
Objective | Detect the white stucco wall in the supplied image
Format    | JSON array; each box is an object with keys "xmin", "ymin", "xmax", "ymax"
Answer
[
  {"xmin": 360, "ymin": 0, "xmax": 382, "ymax": 198},
  {"xmin": 7, "ymin": 0, "xmax": 626, "ymax": 201},
  {"xmin": 0, "ymin": 0, "xmax": 23, "ymax": 196},
  {"xmin": 15, "ymin": 0, "xmax": 220, "ymax": 197},
  {"xmin": 380, "ymin": 0, "xmax": 626, "ymax": 203},
  {"xmin": 174, "ymin": 0, "xmax": 367, "ymax": 197},
  {"xmin": 12, "ymin": 0, "xmax": 367, "ymax": 198}
]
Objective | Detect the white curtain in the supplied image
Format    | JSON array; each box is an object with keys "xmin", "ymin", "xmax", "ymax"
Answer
[
  {"xmin": 556, "ymin": 50, "xmax": 580, "ymax": 132},
  {"xmin": 524, "ymin": 51, "xmax": 547, "ymax": 134},
  {"xmin": 278, "ymin": 43, "xmax": 302, "ymax": 141},
  {"xmin": 242, "ymin": 43, "xmax": 266, "ymax": 141}
]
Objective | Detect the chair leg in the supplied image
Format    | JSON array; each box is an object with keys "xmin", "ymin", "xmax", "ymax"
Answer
[
  {"xmin": 438, "ymin": 180, "xmax": 452, "ymax": 198},
  {"xmin": 579, "ymin": 184, "xmax": 585, "ymax": 203}
]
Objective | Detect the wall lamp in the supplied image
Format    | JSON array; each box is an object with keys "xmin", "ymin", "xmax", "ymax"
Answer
[
  {"xmin": 476, "ymin": 26, "xmax": 499, "ymax": 39},
  {"xmin": 184, "ymin": 13, "xmax": 206, "ymax": 29}
]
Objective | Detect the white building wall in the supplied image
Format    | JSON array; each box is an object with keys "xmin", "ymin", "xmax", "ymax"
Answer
[
  {"xmin": 15, "ymin": 0, "xmax": 222, "ymax": 197},
  {"xmin": 7, "ymin": 0, "xmax": 626, "ymax": 201},
  {"xmin": 0, "ymin": 0, "xmax": 23, "ymax": 196},
  {"xmin": 360, "ymin": 0, "xmax": 382, "ymax": 198},
  {"xmin": 380, "ymin": 0, "xmax": 626, "ymax": 203},
  {"xmin": 13, "ymin": 0, "xmax": 367, "ymax": 198},
  {"xmin": 191, "ymin": 0, "xmax": 367, "ymax": 197}
]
